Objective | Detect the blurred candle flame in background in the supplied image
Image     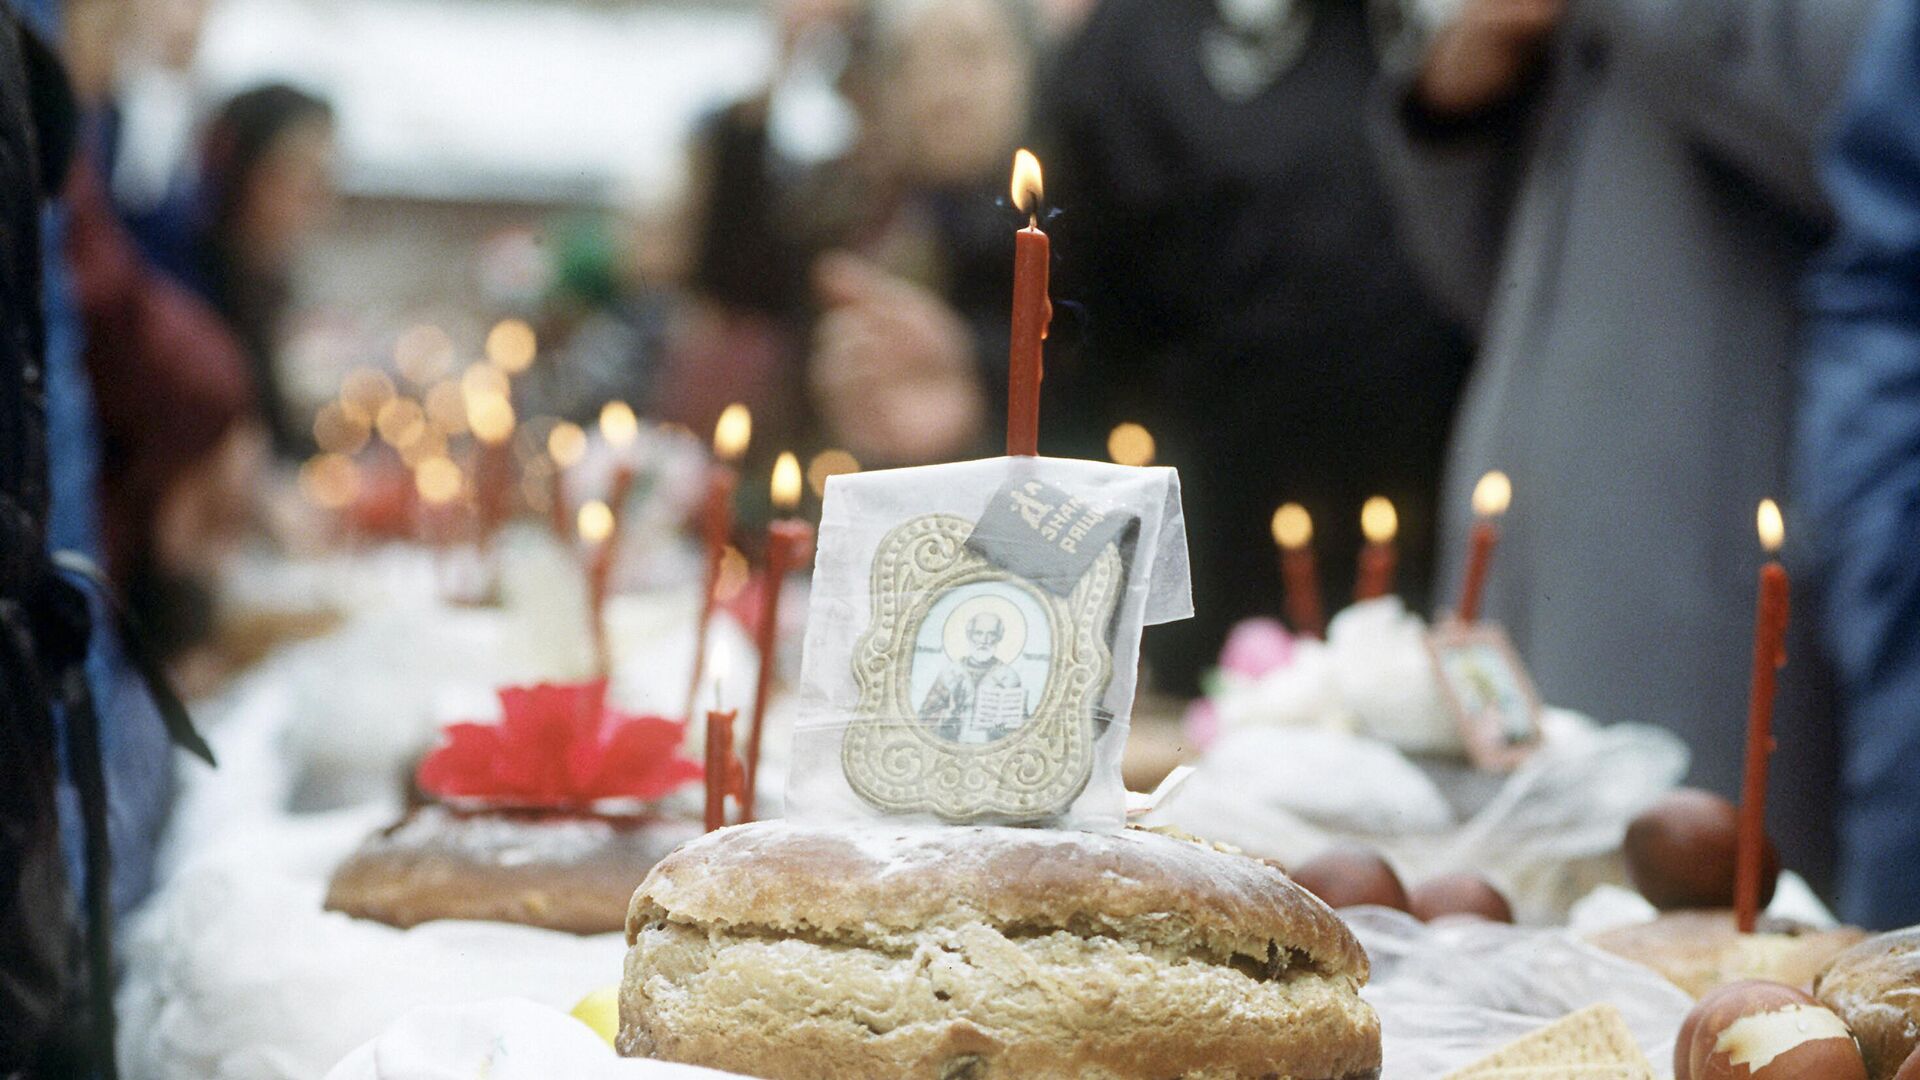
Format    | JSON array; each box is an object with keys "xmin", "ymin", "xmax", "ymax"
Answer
[
  {"xmin": 577, "ymin": 499, "xmax": 615, "ymax": 543},
  {"xmin": 1758, "ymin": 499, "xmax": 1784, "ymax": 553},
  {"xmin": 415, "ymin": 455, "xmax": 463, "ymax": 505},
  {"xmin": 485, "ymin": 318, "xmax": 537, "ymax": 373},
  {"xmin": 1272, "ymin": 503, "xmax": 1312, "ymax": 550},
  {"xmin": 771, "ymin": 451, "xmax": 802, "ymax": 511},
  {"xmin": 547, "ymin": 421, "xmax": 587, "ymax": 468},
  {"xmin": 1361, "ymin": 496, "xmax": 1398, "ymax": 544},
  {"xmin": 1107, "ymin": 422, "xmax": 1155, "ymax": 467},
  {"xmin": 1472, "ymin": 471, "xmax": 1512, "ymax": 518},
  {"xmin": 599, "ymin": 401, "xmax": 639, "ymax": 448},
  {"xmin": 805, "ymin": 449, "xmax": 858, "ymax": 498},
  {"xmin": 713, "ymin": 403, "xmax": 751, "ymax": 462}
]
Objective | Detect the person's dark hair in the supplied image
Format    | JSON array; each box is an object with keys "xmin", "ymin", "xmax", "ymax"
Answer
[
  {"xmin": 200, "ymin": 82, "xmax": 333, "ymax": 239},
  {"xmin": 196, "ymin": 82, "xmax": 332, "ymax": 456}
]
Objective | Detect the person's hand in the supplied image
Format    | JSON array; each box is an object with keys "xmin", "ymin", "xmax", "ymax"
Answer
[
  {"xmin": 809, "ymin": 252, "xmax": 985, "ymax": 466},
  {"xmin": 1415, "ymin": 0, "xmax": 1565, "ymax": 120}
]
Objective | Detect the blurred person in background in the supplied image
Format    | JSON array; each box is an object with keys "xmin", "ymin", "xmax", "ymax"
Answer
[
  {"xmin": 1032, "ymin": 0, "xmax": 1475, "ymax": 688},
  {"xmin": 660, "ymin": 0, "xmax": 869, "ymax": 469},
  {"xmin": 190, "ymin": 83, "xmax": 338, "ymax": 458},
  {"xmin": 806, "ymin": 0, "xmax": 1044, "ymax": 468},
  {"xmin": 62, "ymin": 0, "xmax": 259, "ymax": 668},
  {"xmin": 1797, "ymin": 0, "xmax": 1920, "ymax": 928},
  {"xmin": 112, "ymin": 0, "xmax": 213, "ymax": 250},
  {"xmin": 663, "ymin": 0, "xmax": 1037, "ymax": 516},
  {"xmin": 1374, "ymin": 0, "xmax": 1873, "ymax": 892}
]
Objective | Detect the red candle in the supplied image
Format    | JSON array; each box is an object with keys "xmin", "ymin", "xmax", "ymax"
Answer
[
  {"xmin": 468, "ymin": 390, "xmax": 517, "ymax": 541},
  {"xmin": 547, "ymin": 467, "xmax": 571, "ymax": 541},
  {"xmin": 1355, "ymin": 496, "xmax": 1400, "ymax": 602},
  {"xmin": 546, "ymin": 421, "xmax": 586, "ymax": 541},
  {"xmin": 745, "ymin": 454, "xmax": 812, "ymax": 822},
  {"xmin": 684, "ymin": 405, "xmax": 749, "ymax": 720},
  {"xmin": 1272, "ymin": 504, "xmax": 1325, "ymax": 639},
  {"xmin": 472, "ymin": 444, "xmax": 514, "ymax": 541},
  {"xmin": 704, "ymin": 708, "xmax": 739, "ymax": 833},
  {"xmin": 1735, "ymin": 500, "xmax": 1791, "ymax": 933},
  {"xmin": 1457, "ymin": 471, "xmax": 1511, "ymax": 623},
  {"xmin": 585, "ymin": 464, "xmax": 636, "ymax": 675},
  {"xmin": 1007, "ymin": 149, "xmax": 1051, "ymax": 458}
]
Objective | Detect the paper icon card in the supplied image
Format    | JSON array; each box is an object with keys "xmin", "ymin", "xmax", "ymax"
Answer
[{"xmin": 784, "ymin": 457, "xmax": 1190, "ymax": 829}]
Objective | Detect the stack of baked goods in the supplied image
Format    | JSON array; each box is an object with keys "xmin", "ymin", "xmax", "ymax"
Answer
[
  {"xmin": 617, "ymin": 821, "xmax": 1383, "ymax": 1079},
  {"xmin": 327, "ymin": 678, "xmax": 704, "ymax": 935}
]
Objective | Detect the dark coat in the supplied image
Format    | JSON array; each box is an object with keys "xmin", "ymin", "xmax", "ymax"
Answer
[
  {"xmin": 1372, "ymin": 0, "xmax": 1874, "ymax": 890},
  {"xmin": 1797, "ymin": 0, "xmax": 1920, "ymax": 928}
]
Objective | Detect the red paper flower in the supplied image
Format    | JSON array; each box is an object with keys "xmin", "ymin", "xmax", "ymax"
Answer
[{"xmin": 417, "ymin": 679, "xmax": 703, "ymax": 808}]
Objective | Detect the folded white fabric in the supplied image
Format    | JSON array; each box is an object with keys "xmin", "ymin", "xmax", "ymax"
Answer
[{"xmin": 323, "ymin": 999, "xmax": 744, "ymax": 1080}]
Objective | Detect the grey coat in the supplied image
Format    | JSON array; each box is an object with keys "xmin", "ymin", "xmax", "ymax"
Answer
[{"xmin": 1373, "ymin": 0, "xmax": 1873, "ymax": 885}]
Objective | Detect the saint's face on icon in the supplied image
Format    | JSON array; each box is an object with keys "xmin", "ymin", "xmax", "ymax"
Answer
[
  {"xmin": 966, "ymin": 612, "xmax": 1004, "ymax": 664},
  {"xmin": 917, "ymin": 600, "xmax": 1030, "ymax": 746}
]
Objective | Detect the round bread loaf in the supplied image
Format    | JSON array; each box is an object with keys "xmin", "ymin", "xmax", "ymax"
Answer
[
  {"xmin": 1816, "ymin": 927, "xmax": 1920, "ymax": 1080},
  {"xmin": 1588, "ymin": 910, "xmax": 1867, "ymax": 999},
  {"xmin": 326, "ymin": 804, "xmax": 700, "ymax": 935},
  {"xmin": 619, "ymin": 821, "xmax": 1381, "ymax": 1080}
]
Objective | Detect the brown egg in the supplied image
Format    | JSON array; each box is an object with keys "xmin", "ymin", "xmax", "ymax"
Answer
[
  {"xmin": 1626, "ymin": 788, "xmax": 1780, "ymax": 911},
  {"xmin": 1407, "ymin": 874, "xmax": 1514, "ymax": 923},
  {"xmin": 1289, "ymin": 847, "xmax": 1410, "ymax": 912},
  {"xmin": 1896, "ymin": 1048, "xmax": 1920, "ymax": 1080},
  {"xmin": 1676, "ymin": 980, "xmax": 1866, "ymax": 1080}
]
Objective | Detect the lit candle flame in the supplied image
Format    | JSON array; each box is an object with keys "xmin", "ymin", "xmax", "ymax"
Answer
[
  {"xmin": 486, "ymin": 318, "xmax": 537, "ymax": 373},
  {"xmin": 468, "ymin": 393, "xmax": 516, "ymax": 445},
  {"xmin": 1107, "ymin": 422, "xmax": 1156, "ymax": 467},
  {"xmin": 394, "ymin": 324, "xmax": 454, "ymax": 385},
  {"xmin": 423, "ymin": 380, "xmax": 468, "ymax": 435},
  {"xmin": 548, "ymin": 421, "xmax": 587, "ymax": 468},
  {"xmin": 1757, "ymin": 499, "xmax": 1785, "ymax": 554},
  {"xmin": 461, "ymin": 362, "xmax": 509, "ymax": 404},
  {"xmin": 1272, "ymin": 503, "xmax": 1312, "ymax": 550},
  {"xmin": 578, "ymin": 499, "xmax": 615, "ymax": 544},
  {"xmin": 1011, "ymin": 148, "xmax": 1044, "ymax": 223},
  {"xmin": 415, "ymin": 455, "xmax": 463, "ymax": 505},
  {"xmin": 1361, "ymin": 496, "xmax": 1398, "ymax": 545},
  {"xmin": 806, "ymin": 449, "xmax": 860, "ymax": 498},
  {"xmin": 600, "ymin": 401, "xmax": 639, "ymax": 448},
  {"xmin": 299, "ymin": 453, "xmax": 359, "ymax": 510},
  {"xmin": 771, "ymin": 451, "xmax": 802, "ymax": 512},
  {"xmin": 1472, "ymin": 471, "xmax": 1512, "ymax": 519},
  {"xmin": 376, "ymin": 397, "xmax": 427, "ymax": 450},
  {"xmin": 713, "ymin": 403, "xmax": 751, "ymax": 462},
  {"xmin": 340, "ymin": 368, "xmax": 396, "ymax": 422}
]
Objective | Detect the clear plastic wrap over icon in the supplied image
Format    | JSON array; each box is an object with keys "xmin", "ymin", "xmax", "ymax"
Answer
[{"xmin": 783, "ymin": 456, "xmax": 1191, "ymax": 831}]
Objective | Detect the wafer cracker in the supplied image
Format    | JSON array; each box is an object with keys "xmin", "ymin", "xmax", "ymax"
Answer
[{"xmin": 1443, "ymin": 1003, "xmax": 1655, "ymax": 1079}]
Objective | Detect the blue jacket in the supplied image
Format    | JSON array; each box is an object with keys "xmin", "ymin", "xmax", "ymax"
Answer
[{"xmin": 1798, "ymin": 0, "xmax": 1920, "ymax": 930}]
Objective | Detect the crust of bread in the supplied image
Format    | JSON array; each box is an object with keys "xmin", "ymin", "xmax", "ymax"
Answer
[
  {"xmin": 325, "ymin": 805, "xmax": 699, "ymax": 935},
  {"xmin": 619, "ymin": 821, "xmax": 1380, "ymax": 1079},
  {"xmin": 1816, "ymin": 927, "xmax": 1920, "ymax": 1080},
  {"xmin": 1587, "ymin": 909, "xmax": 1866, "ymax": 998}
]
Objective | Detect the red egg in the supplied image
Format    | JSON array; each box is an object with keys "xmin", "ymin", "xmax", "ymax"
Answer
[
  {"xmin": 1289, "ymin": 847, "xmax": 1410, "ymax": 912},
  {"xmin": 1676, "ymin": 980, "xmax": 1866, "ymax": 1080},
  {"xmin": 1626, "ymin": 789, "xmax": 1779, "ymax": 911},
  {"xmin": 1407, "ymin": 874, "xmax": 1514, "ymax": 923},
  {"xmin": 1895, "ymin": 1047, "xmax": 1920, "ymax": 1080}
]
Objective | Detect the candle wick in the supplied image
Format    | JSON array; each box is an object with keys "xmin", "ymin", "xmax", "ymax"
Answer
[{"xmin": 1028, "ymin": 213, "xmax": 1037, "ymax": 230}]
